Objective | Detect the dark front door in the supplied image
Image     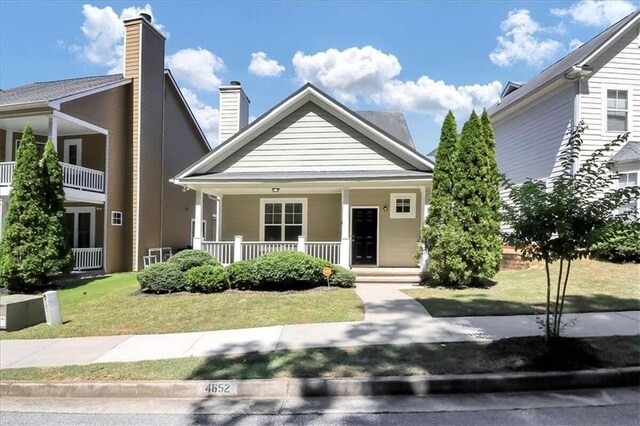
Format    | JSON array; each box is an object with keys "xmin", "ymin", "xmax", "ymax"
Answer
[{"xmin": 352, "ymin": 208, "xmax": 377, "ymax": 265}]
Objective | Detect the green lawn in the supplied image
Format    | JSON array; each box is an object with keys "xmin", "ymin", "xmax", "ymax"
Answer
[
  {"xmin": 404, "ymin": 259, "xmax": 640, "ymax": 317},
  {"xmin": 1, "ymin": 336, "xmax": 637, "ymax": 381},
  {"xmin": 0, "ymin": 273, "xmax": 364, "ymax": 340}
]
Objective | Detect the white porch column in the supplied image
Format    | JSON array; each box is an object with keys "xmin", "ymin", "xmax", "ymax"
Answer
[
  {"xmin": 420, "ymin": 186, "xmax": 429, "ymax": 270},
  {"xmin": 216, "ymin": 195, "xmax": 222, "ymax": 242},
  {"xmin": 0, "ymin": 197, "xmax": 4, "ymax": 239},
  {"xmin": 48, "ymin": 115, "xmax": 58, "ymax": 150},
  {"xmin": 5, "ymin": 130, "xmax": 13, "ymax": 162},
  {"xmin": 297, "ymin": 235, "xmax": 306, "ymax": 253},
  {"xmin": 339, "ymin": 188, "xmax": 350, "ymax": 267},
  {"xmin": 193, "ymin": 189, "xmax": 203, "ymax": 249}
]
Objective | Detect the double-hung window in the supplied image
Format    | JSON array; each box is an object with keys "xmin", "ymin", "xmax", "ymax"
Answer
[
  {"xmin": 606, "ymin": 90, "xmax": 628, "ymax": 132},
  {"xmin": 261, "ymin": 199, "xmax": 307, "ymax": 241},
  {"xmin": 618, "ymin": 172, "xmax": 638, "ymax": 214}
]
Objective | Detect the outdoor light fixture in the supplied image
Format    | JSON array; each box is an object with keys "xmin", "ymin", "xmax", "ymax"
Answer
[
  {"xmin": 383, "ymin": 205, "xmax": 388, "ymax": 212},
  {"xmin": 272, "ymin": 188, "xmax": 280, "ymax": 193}
]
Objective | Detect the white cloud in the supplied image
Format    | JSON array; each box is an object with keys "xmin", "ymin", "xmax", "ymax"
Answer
[
  {"xmin": 76, "ymin": 4, "xmax": 167, "ymax": 74},
  {"xmin": 551, "ymin": 1, "xmax": 637, "ymax": 27},
  {"xmin": 569, "ymin": 38, "xmax": 584, "ymax": 50},
  {"xmin": 166, "ymin": 48, "xmax": 224, "ymax": 91},
  {"xmin": 248, "ymin": 52, "xmax": 285, "ymax": 77},
  {"xmin": 181, "ymin": 88, "xmax": 220, "ymax": 145},
  {"xmin": 291, "ymin": 46, "xmax": 501, "ymax": 121},
  {"xmin": 292, "ymin": 46, "xmax": 402, "ymax": 103},
  {"xmin": 489, "ymin": 9, "xmax": 564, "ymax": 67}
]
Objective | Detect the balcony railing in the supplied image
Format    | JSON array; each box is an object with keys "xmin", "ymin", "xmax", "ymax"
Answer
[
  {"xmin": 72, "ymin": 248, "xmax": 103, "ymax": 271},
  {"xmin": 0, "ymin": 162, "xmax": 104, "ymax": 193}
]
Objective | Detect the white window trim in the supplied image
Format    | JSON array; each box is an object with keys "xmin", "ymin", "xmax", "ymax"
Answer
[
  {"xmin": 616, "ymin": 170, "xmax": 640, "ymax": 215},
  {"xmin": 111, "ymin": 211, "xmax": 123, "ymax": 226},
  {"xmin": 390, "ymin": 193, "xmax": 416, "ymax": 219},
  {"xmin": 65, "ymin": 206, "xmax": 96, "ymax": 248},
  {"xmin": 259, "ymin": 198, "xmax": 308, "ymax": 241},
  {"xmin": 602, "ymin": 86, "xmax": 633, "ymax": 136},
  {"xmin": 191, "ymin": 219, "xmax": 207, "ymax": 241},
  {"xmin": 63, "ymin": 139, "xmax": 82, "ymax": 166}
]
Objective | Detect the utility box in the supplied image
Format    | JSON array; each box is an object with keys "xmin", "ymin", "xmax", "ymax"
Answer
[{"xmin": 0, "ymin": 294, "xmax": 46, "ymax": 331}]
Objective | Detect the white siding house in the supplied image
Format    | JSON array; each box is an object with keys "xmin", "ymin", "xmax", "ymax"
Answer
[{"xmin": 490, "ymin": 10, "xmax": 640, "ymax": 191}]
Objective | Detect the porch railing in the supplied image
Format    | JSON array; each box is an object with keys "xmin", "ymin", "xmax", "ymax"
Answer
[
  {"xmin": 0, "ymin": 161, "xmax": 104, "ymax": 193},
  {"xmin": 306, "ymin": 242, "xmax": 341, "ymax": 265},
  {"xmin": 72, "ymin": 248, "xmax": 103, "ymax": 271},
  {"xmin": 61, "ymin": 163, "xmax": 105, "ymax": 193},
  {"xmin": 201, "ymin": 241, "xmax": 234, "ymax": 265},
  {"xmin": 0, "ymin": 162, "xmax": 15, "ymax": 185},
  {"xmin": 200, "ymin": 237, "xmax": 341, "ymax": 265}
]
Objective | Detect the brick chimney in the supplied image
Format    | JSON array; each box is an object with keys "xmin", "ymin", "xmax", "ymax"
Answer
[{"xmin": 218, "ymin": 81, "xmax": 250, "ymax": 143}]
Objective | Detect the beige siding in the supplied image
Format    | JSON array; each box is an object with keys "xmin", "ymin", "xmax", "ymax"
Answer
[
  {"xmin": 221, "ymin": 194, "xmax": 341, "ymax": 242},
  {"xmin": 57, "ymin": 134, "xmax": 106, "ymax": 171},
  {"xmin": 61, "ymin": 84, "xmax": 132, "ymax": 273},
  {"xmin": 212, "ymin": 102, "xmax": 416, "ymax": 173},
  {"xmin": 350, "ymin": 189, "xmax": 421, "ymax": 267},
  {"xmin": 493, "ymin": 83, "xmax": 576, "ymax": 184},
  {"xmin": 580, "ymin": 24, "xmax": 640, "ymax": 159},
  {"xmin": 161, "ymin": 77, "xmax": 213, "ymax": 248}
]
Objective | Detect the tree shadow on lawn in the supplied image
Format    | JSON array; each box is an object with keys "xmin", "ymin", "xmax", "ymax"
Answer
[{"xmin": 414, "ymin": 293, "xmax": 640, "ymax": 317}]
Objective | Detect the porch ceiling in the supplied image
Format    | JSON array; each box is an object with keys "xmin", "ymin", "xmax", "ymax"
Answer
[{"xmin": 0, "ymin": 114, "xmax": 100, "ymax": 136}]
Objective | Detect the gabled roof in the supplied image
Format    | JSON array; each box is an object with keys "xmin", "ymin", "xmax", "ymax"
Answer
[
  {"xmin": 174, "ymin": 83, "xmax": 434, "ymax": 181},
  {"xmin": 489, "ymin": 10, "xmax": 640, "ymax": 116},
  {"xmin": 355, "ymin": 111, "xmax": 415, "ymax": 149},
  {"xmin": 612, "ymin": 141, "xmax": 640, "ymax": 164},
  {"xmin": 499, "ymin": 81, "xmax": 524, "ymax": 99},
  {"xmin": 0, "ymin": 74, "xmax": 129, "ymax": 108}
]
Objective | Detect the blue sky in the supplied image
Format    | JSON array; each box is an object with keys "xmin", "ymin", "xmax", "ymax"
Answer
[{"xmin": 1, "ymin": 0, "xmax": 638, "ymax": 153}]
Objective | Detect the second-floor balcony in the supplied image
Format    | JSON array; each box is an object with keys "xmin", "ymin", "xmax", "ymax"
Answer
[{"xmin": 0, "ymin": 161, "xmax": 105, "ymax": 193}]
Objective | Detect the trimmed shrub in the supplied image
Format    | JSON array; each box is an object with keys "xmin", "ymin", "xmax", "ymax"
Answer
[
  {"xmin": 327, "ymin": 266, "xmax": 356, "ymax": 288},
  {"xmin": 227, "ymin": 260, "xmax": 260, "ymax": 290},
  {"xmin": 168, "ymin": 249, "xmax": 219, "ymax": 272},
  {"xmin": 185, "ymin": 265, "xmax": 228, "ymax": 293},
  {"xmin": 591, "ymin": 220, "xmax": 640, "ymax": 263},
  {"xmin": 137, "ymin": 262, "xmax": 187, "ymax": 293},
  {"xmin": 254, "ymin": 251, "xmax": 327, "ymax": 289}
]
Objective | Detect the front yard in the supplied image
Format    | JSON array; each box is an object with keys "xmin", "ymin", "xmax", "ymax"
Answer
[
  {"xmin": 404, "ymin": 259, "xmax": 640, "ymax": 317},
  {"xmin": 0, "ymin": 273, "xmax": 364, "ymax": 340}
]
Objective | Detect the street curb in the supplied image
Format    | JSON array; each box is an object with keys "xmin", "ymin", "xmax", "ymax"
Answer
[{"xmin": 1, "ymin": 367, "xmax": 639, "ymax": 398}]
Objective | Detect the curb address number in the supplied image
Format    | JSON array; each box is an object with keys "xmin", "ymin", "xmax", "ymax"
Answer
[{"xmin": 203, "ymin": 382, "xmax": 238, "ymax": 396}]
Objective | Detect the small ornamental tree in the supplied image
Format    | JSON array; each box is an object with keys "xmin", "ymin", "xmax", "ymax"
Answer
[
  {"xmin": 421, "ymin": 111, "xmax": 467, "ymax": 284},
  {"xmin": 501, "ymin": 121, "xmax": 640, "ymax": 342},
  {"xmin": 450, "ymin": 111, "xmax": 502, "ymax": 285},
  {"xmin": 41, "ymin": 140, "xmax": 73, "ymax": 275},
  {"xmin": 0, "ymin": 126, "xmax": 50, "ymax": 290}
]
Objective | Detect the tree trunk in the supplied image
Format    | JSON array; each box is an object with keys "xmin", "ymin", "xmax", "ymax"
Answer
[
  {"xmin": 556, "ymin": 260, "xmax": 572, "ymax": 336},
  {"xmin": 544, "ymin": 258, "xmax": 552, "ymax": 343},
  {"xmin": 553, "ymin": 259, "xmax": 564, "ymax": 337}
]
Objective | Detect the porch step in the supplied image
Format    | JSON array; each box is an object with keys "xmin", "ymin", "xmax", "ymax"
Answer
[
  {"xmin": 351, "ymin": 267, "xmax": 421, "ymax": 277},
  {"xmin": 355, "ymin": 275, "xmax": 420, "ymax": 284}
]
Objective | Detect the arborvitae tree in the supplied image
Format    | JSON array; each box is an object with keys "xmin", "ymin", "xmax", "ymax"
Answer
[
  {"xmin": 0, "ymin": 126, "xmax": 50, "ymax": 290},
  {"xmin": 422, "ymin": 111, "xmax": 470, "ymax": 284},
  {"xmin": 41, "ymin": 139, "xmax": 73, "ymax": 275},
  {"xmin": 451, "ymin": 111, "xmax": 502, "ymax": 285}
]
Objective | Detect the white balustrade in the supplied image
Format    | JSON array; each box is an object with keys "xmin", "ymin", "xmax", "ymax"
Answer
[
  {"xmin": 201, "ymin": 241, "xmax": 234, "ymax": 265},
  {"xmin": 242, "ymin": 241, "xmax": 298, "ymax": 261},
  {"xmin": 72, "ymin": 248, "xmax": 103, "ymax": 271},
  {"xmin": 0, "ymin": 162, "xmax": 104, "ymax": 193},
  {"xmin": 0, "ymin": 162, "xmax": 15, "ymax": 185},
  {"xmin": 306, "ymin": 242, "xmax": 341, "ymax": 264}
]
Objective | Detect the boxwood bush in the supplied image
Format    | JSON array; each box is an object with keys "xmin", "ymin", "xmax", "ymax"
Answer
[
  {"xmin": 227, "ymin": 260, "xmax": 259, "ymax": 290},
  {"xmin": 327, "ymin": 265, "xmax": 356, "ymax": 288},
  {"xmin": 591, "ymin": 219, "xmax": 640, "ymax": 263},
  {"xmin": 137, "ymin": 262, "xmax": 187, "ymax": 294},
  {"xmin": 185, "ymin": 264, "xmax": 228, "ymax": 293},
  {"xmin": 168, "ymin": 249, "xmax": 219, "ymax": 272}
]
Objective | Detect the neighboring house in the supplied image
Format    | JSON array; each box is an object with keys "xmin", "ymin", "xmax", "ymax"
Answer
[
  {"xmin": 0, "ymin": 13, "xmax": 214, "ymax": 273},
  {"xmin": 173, "ymin": 83, "xmax": 434, "ymax": 268},
  {"xmin": 489, "ymin": 10, "xmax": 640, "ymax": 215}
]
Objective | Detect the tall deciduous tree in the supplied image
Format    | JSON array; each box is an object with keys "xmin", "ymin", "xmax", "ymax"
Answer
[
  {"xmin": 0, "ymin": 126, "xmax": 50, "ymax": 290},
  {"xmin": 451, "ymin": 111, "xmax": 502, "ymax": 285},
  {"xmin": 41, "ymin": 140, "xmax": 73, "ymax": 275}
]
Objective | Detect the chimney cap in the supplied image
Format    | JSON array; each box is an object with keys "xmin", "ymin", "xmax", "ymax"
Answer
[
  {"xmin": 230, "ymin": 80, "xmax": 242, "ymax": 86},
  {"xmin": 140, "ymin": 12, "xmax": 152, "ymax": 22}
]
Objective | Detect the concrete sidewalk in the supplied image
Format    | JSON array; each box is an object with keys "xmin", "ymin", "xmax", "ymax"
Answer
[{"xmin": 1, "ymin": 285, "xmax": 639, "ymax": 369}]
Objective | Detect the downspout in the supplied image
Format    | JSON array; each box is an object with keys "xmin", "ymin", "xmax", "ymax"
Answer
[{"xmin": 572, "ymin": 78, "xmax": 581, "ymax": 175}]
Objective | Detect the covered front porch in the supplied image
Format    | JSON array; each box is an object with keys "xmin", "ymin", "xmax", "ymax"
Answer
[{"xmin": 188, "ymin": 178, "xmax": 431, "ymax": 268}]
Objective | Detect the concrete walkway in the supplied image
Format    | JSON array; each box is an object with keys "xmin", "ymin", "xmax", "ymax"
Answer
[{"xmin": 1, "ymin": 285, "xmax": 639, "ymax": 369}]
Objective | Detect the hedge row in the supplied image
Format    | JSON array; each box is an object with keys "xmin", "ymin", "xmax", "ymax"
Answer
[{"xmin": 137, "ymin": 249, "xmax": 356, "ymax": 294}]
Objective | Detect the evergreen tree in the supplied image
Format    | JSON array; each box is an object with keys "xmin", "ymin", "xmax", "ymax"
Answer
[
  {"xmin": 452, "ymin": 111, "xmax": 502, "ymax": 285},
  {"xmin": 422, "ymin": 111, "xmax": 470, "ymax": 284},
  {"xmin": 41, "ymin": 139, "xmax": 73, "ymax": 275},
  {"xmin": 0, "ymin": 126, "xmax": 50, "ymax": 290}
]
